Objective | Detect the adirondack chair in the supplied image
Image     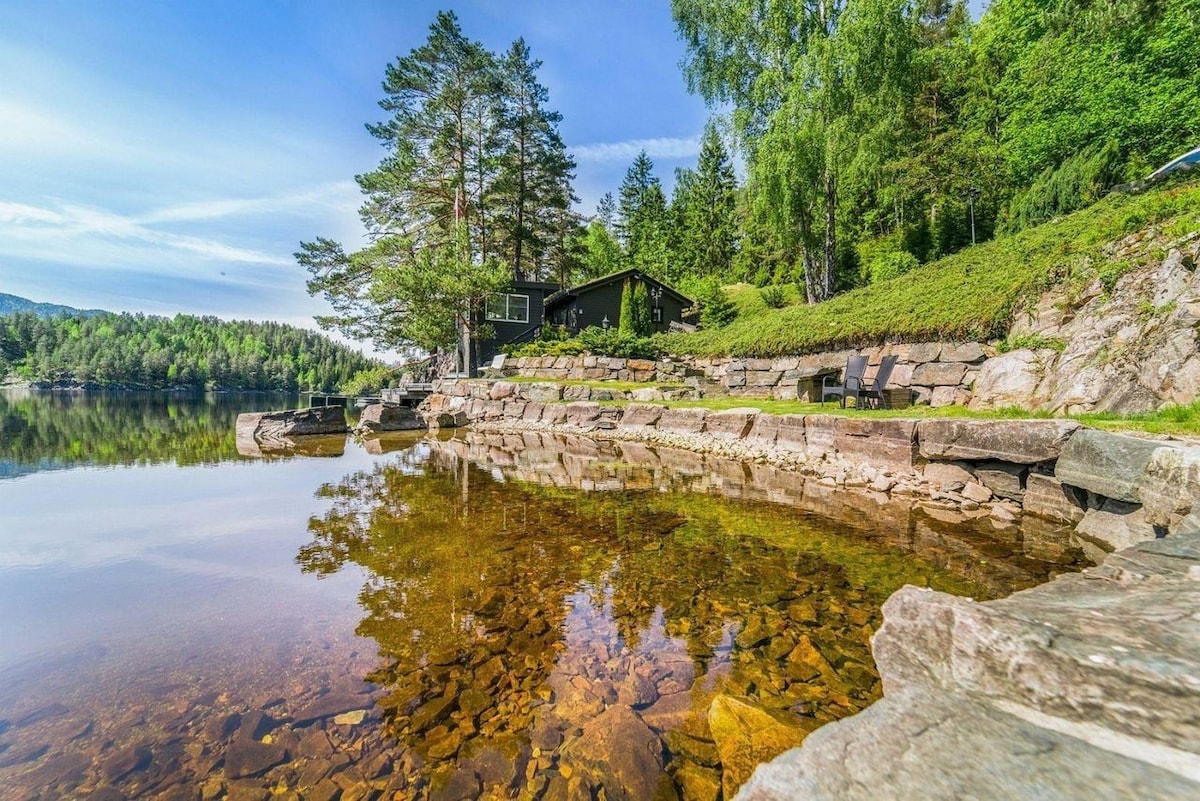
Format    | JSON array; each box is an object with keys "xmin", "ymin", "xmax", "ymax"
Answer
[
  {"xmin": 857, "ymin": 355, "xmax": 899, "ymax": 409},
  {"xmin": 821, "ymin": 355, "xmax": 869, "ymax": 408}
]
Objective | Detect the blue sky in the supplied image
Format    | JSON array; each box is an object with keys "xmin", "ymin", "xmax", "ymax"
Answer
[
  {"xmin": 0, "ymin": 1, "xmax": 989, "ymax": 340},
  {"xmin": 0, "ymin": 0, "xmax": 714, "ymax": 334}
]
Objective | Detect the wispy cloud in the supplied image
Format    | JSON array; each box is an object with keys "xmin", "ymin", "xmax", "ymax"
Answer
[
  {"xmin": 571, "ymin": 135, "xmax": 701, "ymax": 164},
  {"xmin": 141, "ymin": 182, "xmax": 360, "ymax": 224},
  {"xmin": 0, "ymin": 199, "xmax": 292, "ymax": 267}
]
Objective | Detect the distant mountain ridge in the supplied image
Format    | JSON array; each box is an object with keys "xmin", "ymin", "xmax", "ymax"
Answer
[{"xmin": 0, "ymin": 292, "xmax": 105, "ymax": 318}]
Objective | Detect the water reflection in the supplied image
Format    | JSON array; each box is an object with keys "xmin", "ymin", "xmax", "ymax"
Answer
[
  {"xmin": 0, "ymin": 389, "xmax": 302, "ymax": 477},
  {"xmin": 302, "ymin": 433, "xmax": 1083, "ymax": 797}
]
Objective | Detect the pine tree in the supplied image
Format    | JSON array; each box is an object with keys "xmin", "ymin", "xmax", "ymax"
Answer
[{"xmin": 493, "ymin": 38, "xmax": 578, "ymax": 281}]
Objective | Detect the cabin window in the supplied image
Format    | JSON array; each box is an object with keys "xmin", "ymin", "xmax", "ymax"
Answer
[{"xmin": 486, "ymin": 293, "xmax": 530, "ymax": 323}]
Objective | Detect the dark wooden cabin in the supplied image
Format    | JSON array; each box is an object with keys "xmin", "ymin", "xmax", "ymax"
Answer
[
  {"xmin": 544, "ymin": 268, "xmax": 692, "ymax": 336},
  {"xmin": 469, "ymin": 279, "xmax": 560, "ymax": 374}
]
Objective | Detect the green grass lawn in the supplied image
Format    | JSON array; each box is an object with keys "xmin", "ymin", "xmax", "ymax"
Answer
[{"xmin": 659, "ymin": 178, "xmax": 1200, "ymax": 359}]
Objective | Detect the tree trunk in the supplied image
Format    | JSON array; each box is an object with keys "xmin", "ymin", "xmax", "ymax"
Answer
[{"xmin": 822, "ymin": 166, "xmax": 837, "ymax": 301}]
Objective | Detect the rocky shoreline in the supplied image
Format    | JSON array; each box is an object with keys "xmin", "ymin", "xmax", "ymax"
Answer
[{"xmin": 421, "ymin": 379, "xmax": 1199, "ymax": 560}]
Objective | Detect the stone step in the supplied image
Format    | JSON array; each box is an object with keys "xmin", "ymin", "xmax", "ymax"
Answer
[
  {"xmin": 870, "ymin": 530, "xmax": 1200, "ymax": 755},
  {"xmin": 737, "ymin": 688, "xmax": 1200, "ymax": 800}
]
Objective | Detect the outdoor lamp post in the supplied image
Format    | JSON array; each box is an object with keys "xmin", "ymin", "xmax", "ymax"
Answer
[
  {"xmin": 966, "ymin": 186, "xmax": 981, "ymax": 245},
  {"xmin": 601, "ymin": 315, "xmax": 610, "ymax": 329}
]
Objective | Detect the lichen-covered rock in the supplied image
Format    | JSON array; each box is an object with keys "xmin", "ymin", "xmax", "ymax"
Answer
[
  {"xmin": 1054, "ymin": 428, "xmax": 1166, "ymax": 503},
  {"xmin": 833, "ymin": 418, "xmax": 917, "ymax": 472},
  {"xmin": 658, "ymin": 407, "xmax": 708, "ymax": 435},
  {"xmin": 1023, "ymin": 473, "xmax": 1086, "ymax": 525},
  {"xmin": 1074, "ymin": 497, "xmax": 1159, "ymax": 552},
  {"xmin": 736, "ymin": 687, "xmax": 1200, "ymax": 800}
]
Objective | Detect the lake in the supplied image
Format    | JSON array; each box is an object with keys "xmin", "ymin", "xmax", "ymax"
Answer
[{"xmin": 0, "ymin": 390, "xmax": 1085, "ymax": 799}]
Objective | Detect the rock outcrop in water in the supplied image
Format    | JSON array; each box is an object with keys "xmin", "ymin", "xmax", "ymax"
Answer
[{"xmin": 235, "ymin": 406, "xmax": 347, "ymax": 442}]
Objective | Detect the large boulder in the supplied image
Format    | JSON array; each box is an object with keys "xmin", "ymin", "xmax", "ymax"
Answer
[
  {"xmin": 736, "ymin": 687, "xmax": 1200, "ymax": 801},
  {"xmin": 706, "ymin": 408, "xmax": 761, "ymax": 439},
  {"xmin": 356, "ymin": 403, "xmax": 425, "ymax": 432},
  {"xmin": 618, "ymin": 403, "xmax": 665, "ymax": 430},
  {"xmin": 967, "ymin": 350, "xmax": 1050, "ymax": 411},
  {"xmin": 1054, "ymin": 429, "xmax": 1165, "ymax": 503},
  {"xmin": 871, "ymin": 533, "xmax": 1200, "ymax": 753},
  {"xmin": 658, "ymin": 407, "xmax": 708, "ymax": 435},
  {"xmin": 917, "ymin": 419, "xmax": 1080, "ymax": 464},
  {"xmin": 235, "ymin": 406, "xmax": 347, "ymax": 441}
]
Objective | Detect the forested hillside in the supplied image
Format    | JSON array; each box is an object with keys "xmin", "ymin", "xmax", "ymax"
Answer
[{"xmin": 0, "ymin": 312, "xmax": 381, "ymax": 391}]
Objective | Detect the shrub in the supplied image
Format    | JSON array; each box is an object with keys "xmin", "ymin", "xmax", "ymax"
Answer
[
  {"xmin": 618, "ymin": 279, "xmax": 635, "ymax": 335},
  {"xmin": 760, "ymin": 285, "xmax": 788, "ymax": 308},
  {"xmin": 698, "ymin": 278, "xmax": 737, "ymax": 329},
  {"xmin": 577, "ymin": 327, "xmax": 662, "ymax": 359},
  {"xmin": 869, "ymin": 251, "xmax": 920, "ymax": 283}
]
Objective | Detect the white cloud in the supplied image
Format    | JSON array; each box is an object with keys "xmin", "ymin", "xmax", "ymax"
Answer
[
  {"xmin": 571, "ymin": 135, "xmax": 701, "ymax": 164},
  {"xmin": 0, "ymin": 197, "xmax": 293, "ymax": 270},
  {"xmin": 141, "ymin": 181, "xmax": 361, "ymax": 224}
]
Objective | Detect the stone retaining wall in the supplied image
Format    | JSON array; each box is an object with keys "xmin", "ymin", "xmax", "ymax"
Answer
[
  {"xmin": 500, "ymin": 341, "xmax": 988, "ymax": 406},
  {"xmin": 423, "ymin": 379, "xmax": 1199, "ymax": 557}
]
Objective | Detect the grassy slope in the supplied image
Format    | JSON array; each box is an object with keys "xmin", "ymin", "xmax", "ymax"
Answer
[{"xmin": 661, "ymin": 178, "xmax": 1200, "ymax": 358}]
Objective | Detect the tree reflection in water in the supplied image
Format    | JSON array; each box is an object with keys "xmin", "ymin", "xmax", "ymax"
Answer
[{"xmin": 297, "ymin": 435, "xmax": 1052, "ymax": 798}]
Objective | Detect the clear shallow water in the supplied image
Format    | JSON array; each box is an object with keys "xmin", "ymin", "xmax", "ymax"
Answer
[{"xmin": 0, "ymin": 391, "xmax": 1085, "ymax": 799}]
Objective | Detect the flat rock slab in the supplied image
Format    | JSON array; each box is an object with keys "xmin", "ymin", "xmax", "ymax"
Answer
[
  {"xmin": 833, "ymin": 418, "xmax": 917, "ymax": 472},
  {"xmin": 1054, "ymin": 428, "xmax": 1166, "ymax": 503},
  {"xmin": 737, "ymin": 688, "xmax": 1200, "ymax": 800},
  {"xmin": 917, "ymin": 419, "xmax": 1081, "ymax": 464},
  {"xmin": 236, "ymin": 406, "xmax": 347, "ymax": 441},
  {"xmin": 871, "ymin": 531, "xmax": 1200, "ymax": 753}
]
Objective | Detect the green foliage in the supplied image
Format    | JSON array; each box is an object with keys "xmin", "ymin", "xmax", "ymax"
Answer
[
  {"xmin": 618, "ymin": 279, "xmax": 635, "ymax": 335},
  {"xmin": 669, "ymin": 0, "xmax": 1200, "ymax": 306},
  {"xmin": 632, "ymin": 281, "xmax": 652, "ymax": 336},
  {"xmin": 759, "ymin": 285, "xmax": 788, "ymax": 309},
  {"xmin": 506, "ymin": 338, "xmax": 585, "ymax": 358},
  {"xmin": 1003, "ymin": 140, "xmax": 1124, "ymax": 232},
  {"xmin": 580, "ymin": 220, "xmax": 623, "ymax": 280},
  {"xmin": 869, "ymin": 251, "xmax": 921, "ymax": 284},
  {"xmin": 997, "ymin": 333, "xmax": 1066, "ymax": 354},
  {"xmin": 697, "ymin": 278, "xmax": 738, "ymax": 329},
  {"xmin": 577, "ymin": 327, "xmax": 662, "ymax": 360},
  {"xmin": 661, "ymin": 179, "xmax": 1200, "ymax": 357},
  {"xmin": 340, "ymin": 366, "xmax": 395, "ymax": 396},
  {"xmin": 0, "ymin": 311, "xmax": 377, "ymax": 391}
]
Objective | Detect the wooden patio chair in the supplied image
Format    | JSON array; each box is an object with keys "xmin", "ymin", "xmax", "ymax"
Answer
[
  {"xmin": 857, "ymin": 355, "xmax": 899, "ymax": 409},
  {"xmin": 821, "ymin": 355, "xmax": 869, "ymax": 408}
]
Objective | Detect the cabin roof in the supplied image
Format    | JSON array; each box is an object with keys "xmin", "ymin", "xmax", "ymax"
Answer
[{"xmin": 544, "ymin": 268, "xmax": 693, "ymax": 310}]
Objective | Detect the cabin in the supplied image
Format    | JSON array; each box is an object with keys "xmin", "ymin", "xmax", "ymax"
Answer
[
  {"xmin": 544, "ymin": 268, "xmax": 692, "ymax": 336},
  {"xmin": 467, "ymin": 278, "xmax": 560, "ymax": 374},
  {"xmin": 460, "ymin": 269, "xmax": 693, "ymax": 376}
]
